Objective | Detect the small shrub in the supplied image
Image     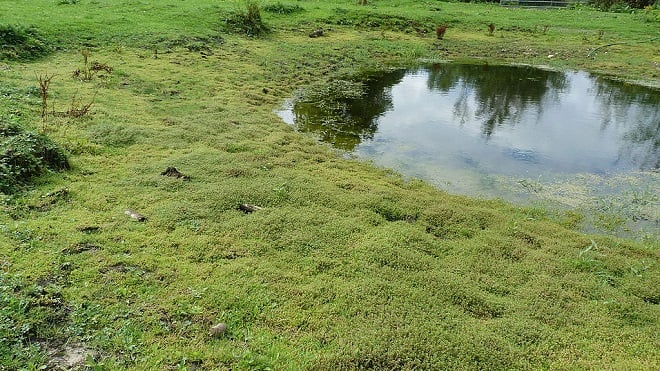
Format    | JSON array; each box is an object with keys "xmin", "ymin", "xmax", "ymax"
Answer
[
  {"xmin": 0, "ymin": 125, "xmax": 69, "ymax": 194},
  {"xmin": 224, "ymin": 1, "xmax": 270, "ymax": 37},
  {"xmin": 0, "ymin": 24, "xmax": 50, "ymax": 60}
]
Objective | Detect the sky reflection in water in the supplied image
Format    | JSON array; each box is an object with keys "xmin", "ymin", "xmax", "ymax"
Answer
[{"xmin": 283, "ymin": 64, "xmax": 659, "ymax": 201}]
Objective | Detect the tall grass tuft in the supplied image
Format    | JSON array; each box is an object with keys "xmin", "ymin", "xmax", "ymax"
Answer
[{"xmin": 224, "ymin": 1, "xmax": 270, "ymax": 37}]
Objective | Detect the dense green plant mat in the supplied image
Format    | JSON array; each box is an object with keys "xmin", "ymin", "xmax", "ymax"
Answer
[
  {"xmin": 0, "ymin": 0, "xmax": 658, "ymax": 369},
  {"xmin": 0, "ymin": 24, "xmax": 51, "ymax": 61},
  {"xmin": 1, "ymin": 117, "xmax": 69, "ymax": 194}
]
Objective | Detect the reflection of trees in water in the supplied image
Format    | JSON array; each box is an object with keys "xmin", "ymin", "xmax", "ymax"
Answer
[
  {"xmin": 293, "ymin": 64, "xmax": 568, "ymax": 149},
  {"xmin": 426, "ymin": 64, "xmax": 567, "ymax": 138},
  {"xmin": 292, "ymin": 70, "xmax": 406, "ymax": 151},
  {"xmin": 291, "ymin": 65, "xmax": 658, "ymax": 171},
  {"xmin": 592, "ymin": 77, "xmax": 660, "ymax": 170}
]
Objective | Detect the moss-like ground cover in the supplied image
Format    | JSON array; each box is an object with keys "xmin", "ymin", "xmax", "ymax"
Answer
[{"xmin": 1, "ymin": 0, "xmax": 658, "ymax": 369}]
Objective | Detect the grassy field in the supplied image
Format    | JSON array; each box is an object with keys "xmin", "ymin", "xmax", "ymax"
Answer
[{"xmin": 1, "ymin": 0, "xmax": 659, "ymax": 369}]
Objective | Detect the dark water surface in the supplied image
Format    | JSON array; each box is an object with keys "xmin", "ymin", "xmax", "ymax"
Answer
[{"xmin": 278, "ymin": 64, "xmax": 659, "ymax": 236}]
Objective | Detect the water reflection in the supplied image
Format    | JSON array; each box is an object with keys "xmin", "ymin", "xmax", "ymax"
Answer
[
  {"xmin": 591, "ymin": 76, "xmax": 659, "ymax": 170},
  {"xmin": 286, "ymin": 64, "xmax": 659, "ymax": 176},
  {"xmin": 426, "ymin": 63, "xmax": 568, "ymax": 138},
  {"xmin": 291, "ymin": 70, "xmax": 406, "ymax": 151}
]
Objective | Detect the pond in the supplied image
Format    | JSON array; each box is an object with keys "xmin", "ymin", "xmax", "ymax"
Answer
[{"xmin": 278, "ymin": 64, "xmax": 659, "ymax": 238}]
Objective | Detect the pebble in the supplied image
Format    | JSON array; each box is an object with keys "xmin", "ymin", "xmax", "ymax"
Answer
[{"xmin": 210, "ymin": 323, "xmax": 227, "ymax": 337}]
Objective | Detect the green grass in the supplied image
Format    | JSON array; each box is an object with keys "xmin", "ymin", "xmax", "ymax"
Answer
[
  {"xmin": 0, "ymin": 0, "xmax": 659, "ymax": 369},
  {"xmin": 0, "ymin": 24, "xmax": 50, "ymax": 60}
]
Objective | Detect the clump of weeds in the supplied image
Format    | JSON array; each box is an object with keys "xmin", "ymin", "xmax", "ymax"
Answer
[
  {"xmin": 36, "ymin": 72, "xmax": 55, "ymax": 131},
  {"xmin": 72, "ymin": 49, "xmax": 112, "ymax": 81},
  {"xmin": 262, "ymin": 2, "xmax": 304, "ymax": 15},
  {"xmin": 223, "ymin": 1, "xmax": 270, "ymax": 37},
  {"xmin": 63, "ymin": 93, "xmax": 95, "ymax": 119}
]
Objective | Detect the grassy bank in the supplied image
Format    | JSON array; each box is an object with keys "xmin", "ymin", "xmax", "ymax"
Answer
[{"xmin": 1, "ymin": 0, "xmax": 659, "ymax": 369}]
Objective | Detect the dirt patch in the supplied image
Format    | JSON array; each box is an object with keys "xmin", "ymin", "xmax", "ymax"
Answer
[
  {"xmin": 45, "ymin": 343, "xmax": 95, "ymax": 370},
  {"xmin": 100, "ymin": 262, "xmax": 149, "ymax": 275},
  {"xmin": 161, "ymin": 166, "xmax": 190, "ymax": 180},
  {"xmin": 62, "ymin": 242, "xmax": 101, "ymax": 254}
]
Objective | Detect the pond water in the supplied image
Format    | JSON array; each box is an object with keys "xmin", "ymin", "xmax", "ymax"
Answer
[{"xmin": 278, "ymin": 64, "xmax": 659, "ymax": 237}]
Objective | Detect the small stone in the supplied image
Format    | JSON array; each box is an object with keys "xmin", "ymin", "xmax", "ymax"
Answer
[
  {"xmin": 125, "ymin": 209, "xmax": 146, "ymax": 222},
  {"xmin": 238, "ymin": 204, "xmax": 263, "ymax": 213},
  {"xmin": 309, "ymin": 29, "xmax": 324, "ymax": 38},
  {"xmin": 210, "ymin": 323, "xmax": 227, "ymax": 337},
  {"xmin": 160, "ymin": 166, "xmax": 190, "ymax": 180}
]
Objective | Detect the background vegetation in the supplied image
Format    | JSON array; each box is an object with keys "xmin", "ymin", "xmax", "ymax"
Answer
[
  {"xmin": 0, "ymin": 24, "xmax": 50, "ymax": 61},
  {"xmin": 1, "ymin": 0, "xmax": 658, "ymax": 369}
]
